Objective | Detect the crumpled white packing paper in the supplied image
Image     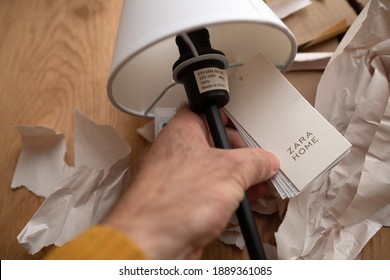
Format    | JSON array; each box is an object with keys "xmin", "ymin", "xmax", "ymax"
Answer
[
  {"xmin": 268, "ymin": 0, "xmax": 312, "ymax": 19},
  {"xmin": 276, "ymin": 0, "xmax": 390, "ymax": 259},
  {"xmin": 12, "ymin": 110, "xmax": 131, "ymax": 254}
]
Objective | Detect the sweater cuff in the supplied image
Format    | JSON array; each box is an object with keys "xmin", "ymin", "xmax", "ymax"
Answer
[{"xmin": 45, "ymin": 224, "xmax": 147, "ymax": 260}]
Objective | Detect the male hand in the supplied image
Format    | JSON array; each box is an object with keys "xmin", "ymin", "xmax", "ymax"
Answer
[{"xmin": 104, "ymin": 107, "xmax": 280, "ymax": 259}]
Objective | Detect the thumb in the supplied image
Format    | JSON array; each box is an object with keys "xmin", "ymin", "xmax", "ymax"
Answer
[{"xmin": 228, "ymin": 148, "xmax": 280, "ymax": 191}]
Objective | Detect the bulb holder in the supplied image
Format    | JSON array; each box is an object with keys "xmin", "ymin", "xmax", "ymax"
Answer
[{"xmin": 173, "ymin": 28, "xmax": 230, "ymax": 113}]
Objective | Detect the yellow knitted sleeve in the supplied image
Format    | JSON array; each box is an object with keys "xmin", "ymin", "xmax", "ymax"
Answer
[{"xmin": 45, "ymin": 224, "xmax": 147, "ymax": 260}]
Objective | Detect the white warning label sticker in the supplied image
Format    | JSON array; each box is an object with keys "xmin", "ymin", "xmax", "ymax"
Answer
[{"xmin": 194, "ymin": 67, "xmax": 229, "ymax": 94}]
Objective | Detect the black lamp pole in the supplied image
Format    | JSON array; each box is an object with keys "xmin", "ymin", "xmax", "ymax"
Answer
[{"xmin": 172, "ymin": 28, "xmax": 267, "ymax": 260}]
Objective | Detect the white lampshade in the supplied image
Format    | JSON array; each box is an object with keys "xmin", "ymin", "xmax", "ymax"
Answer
[{"xmin": 107, "ymin": 0, "xmax": 297, "ymax": 117}]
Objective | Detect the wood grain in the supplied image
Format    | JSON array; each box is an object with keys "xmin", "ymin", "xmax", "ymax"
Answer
[
  {"xmin": 0, "ymin": 0, "xmax": 149, "ymax": 259},
  {"xmin": 0, "ymin": 0, "xmax": 388, "ymax": 260}
]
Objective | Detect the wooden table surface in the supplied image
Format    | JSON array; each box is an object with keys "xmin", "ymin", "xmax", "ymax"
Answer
[{"xmin": 0, "ymin": 0, "xmax": 388, "ymax": 260}]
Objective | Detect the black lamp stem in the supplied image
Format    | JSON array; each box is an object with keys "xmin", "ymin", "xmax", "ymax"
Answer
[
  {"xmin": 204, "ymin": 104, "xmax": 267, "ymax": 260},
  {"xmin": 173, "ymin": 28, "xmax": 267, "ymax": 260}
]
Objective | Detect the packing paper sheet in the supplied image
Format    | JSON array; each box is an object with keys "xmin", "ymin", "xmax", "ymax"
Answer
[
  {"xmin": 12, "ymin": 110, "xmax": 131, "ymax": 254},
  {"xmin": 276, "ymin": 0, "xmax": 390, "ymax": 259},
  {"xmin": 267, "ymin": 0, "xmax": 312, "ymax": 19}
]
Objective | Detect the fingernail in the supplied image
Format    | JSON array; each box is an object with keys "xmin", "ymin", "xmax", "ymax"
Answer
[{"xmin": 268, "ymin": 152, "xmax": 280, "ymax": 173}]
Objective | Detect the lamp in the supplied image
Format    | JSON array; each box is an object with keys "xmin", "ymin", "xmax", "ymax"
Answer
[{"xmin": 107, "ymin": 0, "xmax": 297, "ymax": 259}]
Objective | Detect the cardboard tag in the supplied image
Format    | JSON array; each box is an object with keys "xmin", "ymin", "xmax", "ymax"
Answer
[{"xmin": 225, "ymin": 52, "xmax": 351, "ymax": 198}]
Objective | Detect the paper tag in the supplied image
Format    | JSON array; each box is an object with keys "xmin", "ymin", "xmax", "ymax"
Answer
[
  {"xmin": 194, "ymin": 67, "xmax": 229, "ymax": 93},
  {"xmin": 154, "ymin": 108, "xmax": 177, "ymax": 137},
  {"xmin": 225, "ymin": 52, "xmax": 351, "ymax": 198}
]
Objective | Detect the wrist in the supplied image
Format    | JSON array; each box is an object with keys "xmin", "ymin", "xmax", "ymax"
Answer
[{"xmin": 103, "ymin": 181, "xmax": 190, "ymax": 259}]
